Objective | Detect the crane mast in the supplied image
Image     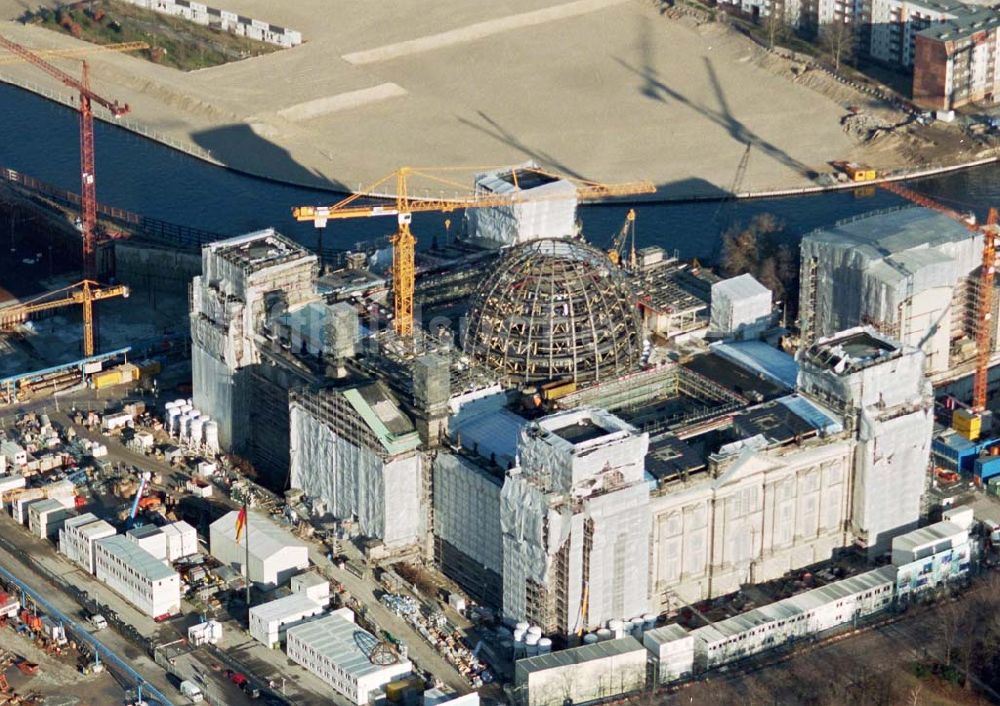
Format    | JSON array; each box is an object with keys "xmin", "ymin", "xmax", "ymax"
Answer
[
  {"xmin": 0, "ymin": 34, "xmax": 130, "ymax": 277},
  {"xmin": 0, "ymin": 280, "xmax": 129, "ymax": 357}
]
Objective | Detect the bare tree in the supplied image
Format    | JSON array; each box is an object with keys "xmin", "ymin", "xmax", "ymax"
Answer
[
  {"xmin": 818, "ymin": 19, "xmax": 855, "ymax": 71},
  {"xmin": 936, "ymin": 599, "xmax": 964, "ymax": 668},
  {"xmin": 762, "ymin": 0, "xmax": 794, "ymax": 49}
]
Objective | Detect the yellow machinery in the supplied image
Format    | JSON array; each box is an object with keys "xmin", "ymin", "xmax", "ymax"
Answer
[
  {"xmin": 0, "ymin": 41, "xmax": 149, "ymax": 65},
  {"xmin": 293, "ymin": 166, "xmax": 656, "ymax": 337},
  {"xmin": 0, "ymin": 280, "xmax": 129, "ymax": 357},
  {"xmin": 607, "ymin": 208, "xmax": 637, "ymax": 268}
]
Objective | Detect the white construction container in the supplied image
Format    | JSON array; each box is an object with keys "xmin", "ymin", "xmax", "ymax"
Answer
[
  {"xmin": 60, "ymin": 513, "xmax": 116, "ymax": 575},
  {"xmin": 127, "ymin": 524, "xmax": 168, "ymax": 562},
  {"xmin": 94, "ymin": 535, "xmax": 180, "ymax": 618},
  {"xmin": 161, "ymin": 521, "xmax": 197, "ymax": 561},
  {"xmin": 28, "ymin": 498, "xmax": 72, "ymax": 539},
  {"xmin": 249, "ymin": 593, "xmax": 325, "ymax": 648}
]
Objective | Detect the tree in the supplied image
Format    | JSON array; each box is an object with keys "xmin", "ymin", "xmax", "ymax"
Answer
[
  {"xmin": 818, "ymin": 18, "xmax": 856, "ymax": 71},
  {"xmin": 762, "ymin": 0, "xmax": 794, "ymax": 49}
]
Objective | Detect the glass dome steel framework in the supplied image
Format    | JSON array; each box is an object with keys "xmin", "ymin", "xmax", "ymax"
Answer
[{"xmin": 463, "ymin": 238, "xmax": 643, "ymax": 384}]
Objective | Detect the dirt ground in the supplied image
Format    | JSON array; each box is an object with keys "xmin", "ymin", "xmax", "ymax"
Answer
[
  {"xmin": 0, "ymin": 617, "xmax": 124, "ymax": 706},
  {"xmin": 0, "ymin": 0, "xmax": 941, "ymax": 196}
]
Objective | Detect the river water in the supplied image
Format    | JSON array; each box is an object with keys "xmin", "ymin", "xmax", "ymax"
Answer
[{"xmin": 1, "ymin": 83, "xmax": 998, "ymax": 260}]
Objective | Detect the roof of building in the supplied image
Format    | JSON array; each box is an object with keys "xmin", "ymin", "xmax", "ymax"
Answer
[
  {"xmin": 127, "ymin": 524, "xmax": 163, "ymax": 540},
  {"xmin": 892, "ymin": 520, "xmax": 966, "ymax": 555},
  {"xmin": 292, "ymin": 571, "xmax": 328, "ymax": 589},
  {"xmin": 209, "ymin": 229, "xmax": 315, "ymax": 274},
  {"xmin": 29, "ymin": 498, "xmax": 66, "ymax": 515},
  {"xmin": 803, "ymin": 208, "xmax": 976, "ymax": 257},
  {"xmin": 249, "ymin": 592, "xmax": 323, "ymax": 623},
  {"xmin": 77, "ymin": 519, "xmax": 117, "ymax": 539},
  {"xmin": 96, "ymin": 535, "xmax": 176, "ymax": 582},
  {"xmin": 63, "ymin": 512, "xmax": 100, "ymax": 530},
  {"xmin": 516, "ymin": 637, "xmax": 645, "ymax": 675},
  {"xmin": 692, "ymin": 566, "xmax": 897, "ymax": 644},
  {"xmin": 801, "ymin": 328, "xmax": 902, "ymax": 375},
  {"xmin": 211, "ymin": 510, "xmax": 308, "ymax": 559},
  {"xmin": 683, "ymin": 352, "xmax": 784, "ymax": 402},
  {"xmin": 161, "ymin": 520, "xmax": 195, "ymax": 536},
  {"xmin": 712, "ymin": 273, "xmax": 771, "ymax": 301},
  {"xmin": 286, "ymin": 611, "xmax": 412, "ymax": 677},
  {"xmin": 342, "ymin": 383, "xmax": 420, "ymax": 455},
  {"xmin": 449, "ymin": 397, "xmax": 524, "ymax": 469},
  {"xmin": 710, "ymin": 341, "xmax": 798, "ymax": 390},
  {"xmin": 918, "ymin": 5, "xmax": 1000, "ymax": 41},
  {"xmin": 643, "ymin": 623, "xmax": 691, "ymax": 646},
  {"xmin": 646, "ymin": 434, "xmax": 707, "ymax": 481}
]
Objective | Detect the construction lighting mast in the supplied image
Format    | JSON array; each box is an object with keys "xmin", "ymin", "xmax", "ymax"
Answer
[
  {"xmin": 0, "ymin": 35, "xmax": 132, "ymax": 277},
  {"xmin": 293, "ymin": 166, "xmax": 656, "ymax": 337}
]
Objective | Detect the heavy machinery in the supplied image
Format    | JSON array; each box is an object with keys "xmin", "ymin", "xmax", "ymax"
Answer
[
  {"xmin": 125, "ymin": 471, "xmax": 151, "ymax": 528},
  {"xmin": 881, "ymin": 180, "xmax": 999, "ymax": 439},
  {"xmin": 293, "ymin": 166, "xmax": 656, "ymax": 337},
  {"xmin": 0, "ymin": 280, "xmax": 128, "ymax": 357},
  {"xmin": 606, "ymin": 208, "xmax": 637, "ymax": 269},
  {"xmin": 0, "ymin": 34, "xmax": 135, "ymax": 277}
]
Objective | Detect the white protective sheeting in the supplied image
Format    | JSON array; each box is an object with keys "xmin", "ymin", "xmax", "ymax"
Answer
[
  {"xmin": 800, "ymin": 208, "xmax": 982, "ymax": 371},
  {"xmin": 465, "ymin": 164, "xmax": 578, "ymax": 248},
  {"xmin": 710, "ymin": 274, "xmax": 772, "ymax": 340},
  {"xmin": 500, "ymin": 473, "xmax": 554, "ymax": 622},
  {"xmin": 501, "ymin": 409, "xmax": 652, "ymax": 631},
  {"xmin": 798, "ymin": 329, "xmax": 933, "ymax": 554},
  {"xmin": 289, "ymin": 402, "xmax": 422, "ymax": 548},
  {"xmin": 433, "ymin": 453, "xmax": 503, "ymax": 575}
]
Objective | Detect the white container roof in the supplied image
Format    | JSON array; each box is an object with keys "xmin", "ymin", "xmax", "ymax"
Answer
[
  {"xmin": 287, "ymin": 612, "xmax": 412, "ymax": 678},
  {"xmin": 516, "ymin": 637, "xmax": 645, "ymax": 674},
  {"xmin": 250, "ymin": 592, "xmax": 322, "ymax": 623},
  {"xmin": 97, "ymin": 535, "xmax": 176, "ymax": 582}
]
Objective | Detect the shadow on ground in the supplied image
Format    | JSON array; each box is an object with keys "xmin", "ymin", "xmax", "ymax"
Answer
[{"xmin": 191, "ymin": 123, "xmax": 349, "ymax": 192}]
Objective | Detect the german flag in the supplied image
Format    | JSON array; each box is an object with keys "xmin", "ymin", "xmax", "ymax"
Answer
[{"xmin": 235, "ymin": 505, "xmax": 248, "ymax": 543}]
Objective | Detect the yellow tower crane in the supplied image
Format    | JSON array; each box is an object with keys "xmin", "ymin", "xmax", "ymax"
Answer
[
  {"xmin": 0, "ymin": 280, "xmax": 129, "ymax": 357},
  {"xmin": 607, "ymin": 208, "xmax": 637, "ymax": 269},
  {"xmin": 293, "ymin": 166, "xmax": 656, "ymax": 337}
]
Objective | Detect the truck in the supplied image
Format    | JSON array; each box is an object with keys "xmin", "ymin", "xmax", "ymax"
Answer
[{"xmin": 179, "ymin": 680, "xmax": 204, "ymax": 703}]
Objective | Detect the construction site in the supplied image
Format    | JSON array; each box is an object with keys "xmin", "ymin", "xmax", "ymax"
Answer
[{"xmin": 3, "ymin": 7, "xmax": 1000, "ymax": 706}]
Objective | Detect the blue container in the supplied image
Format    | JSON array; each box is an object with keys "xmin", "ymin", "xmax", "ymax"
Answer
[{"xmin": 975, "ymin": 454, "xmax": 1000, "ymax": 481}]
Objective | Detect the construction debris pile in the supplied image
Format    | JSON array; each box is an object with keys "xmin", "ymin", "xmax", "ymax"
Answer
[{"xmin": 841, "ymin": 111, "xmax": 894, "ymax": 142}]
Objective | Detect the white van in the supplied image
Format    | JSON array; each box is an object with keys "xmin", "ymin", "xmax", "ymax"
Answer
[{"xmin": 179, "ymin": 681, "xmax": 204, "ymax": 703}]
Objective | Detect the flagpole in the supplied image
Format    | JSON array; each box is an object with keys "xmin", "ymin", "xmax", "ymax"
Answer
[{"xmin": 244, "ymin": 500, "xmax": 251, "ymax": 611}]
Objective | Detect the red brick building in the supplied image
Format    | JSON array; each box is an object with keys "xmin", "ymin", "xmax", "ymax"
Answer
[{"xmin": 913, "ymin": 9, "xmax": 1000, "ymax": 110}]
